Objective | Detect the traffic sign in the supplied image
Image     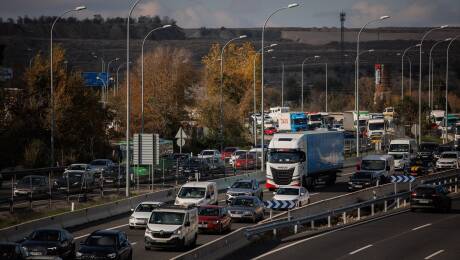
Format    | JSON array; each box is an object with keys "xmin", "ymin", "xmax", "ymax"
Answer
[
  {"xmin": 264, "ymin": 200, "xmax": 296, "ymax": 209},
  {"xmin": 176, "ymin": 138, "xmax": 185, "ymax": 147},
  {"xmin": 175, "ymin": 127, "xmax": 188, "ymax": 139},
  {"xmin": 390, "ymin": 175, "xmax": 415, "ymax": 183}
]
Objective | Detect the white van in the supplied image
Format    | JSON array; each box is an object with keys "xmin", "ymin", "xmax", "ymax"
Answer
[
  {"xmin": 144, "ymin": 205, "xmax": 198, "ymax": 250},
  {"xmin": 175, "ymin": 181, "xmax": 218, "ymax": 206},
  {"xmin": 388, "ymin": 139, "xmax": 417, "ymax": 170}
]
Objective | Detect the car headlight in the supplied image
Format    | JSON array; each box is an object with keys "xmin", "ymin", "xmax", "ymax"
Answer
[
  {"xmin": 75, "ymin": 251, "xmax": 82, "ymax": 258},
  {"xmin": 145, "ymin": 228, "xmax": 152, "ymax": 235},
  {"xmin": 129, "ymin": 216, "xmax": 135, "ymax": 220},
  {"xmin": 174, "ymin": 228, "xmax": 182, "ymax": 235},
  {"xmin": 47, "ymin": 247, "xmax": 57, "ymax": 250},
  {"xmin": 21, "ymin": 246, "xmax": 29, "ymax": 256},
  {"xmin": 107, "ymin": 253, "xmax": 117, "ymax": 259}
]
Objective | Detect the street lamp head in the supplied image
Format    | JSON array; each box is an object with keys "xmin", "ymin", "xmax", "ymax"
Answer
[
  {"xmin": 271, "ymin": 56, "xmax": 277, "ymax": 59},
  {"xmin": 379, "ymin": 15, "xmax": 390, "ymax": 20},
  {"xmin": 96, "ymin": 76, "xmax": 100, "ymax": 80},
  {"xmin": 162, "ymin": 24, "xmax": 172, "ymax": 29},
  {"xmin": 445, "ymin": 38, "xmax": 452, "ymax": 41},
  {"xmin": 368, "ymin": 49, "xmax": 375, "ymax": 53},
  {"xmin": 269, "ymin": 43, "xmax": 278, "ymax": 47},
  {"xmin": 396, "ymin": 53, "xmax": 401, "ymax": 56},
  {"xmin": 415, "ymin": 43, "xmax": 421, "ymax": 47},
  {"xmin": 75, "ymin": 6, "xmax": 86, "ymax": 11},
  {"xmin": 288, "ymin": 3, "xmax": 300, "ymax": 8},
  {"xmin": 440, "ymin": 25, "xmax": 448, "ymax": 29},
  {"xmin": 115, "ymin": 57, "xmax": 120, "ymax": 61},
  {"xmin": 239, "ymin": 35, "xmax": 247, "ymax": 39},
  {"xmin": 266, "ymin": 49, "xmax": 275, "ymax": 53},
  {"xmin": 314, "ymin": 55, "xmax": 320, "ymax": 59}
]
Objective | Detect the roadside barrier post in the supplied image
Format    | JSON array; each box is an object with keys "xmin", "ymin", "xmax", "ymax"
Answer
[
  {"xmin": 384, "ymin": 200, "xmax": 388, "ymax": 212},
  {"xmin": 396, "ymin": 198, "xmax": 400, "ymax": 208},
  {"xmin": 371, "ymin": 204, "xmax": 375, "ymax": 216},
  {"xmin": 294, "ymin": 224, "xmax": 298, "ymax": 234},
  {"xmin": 455, "ymin": 178, "xmax": 458, "ymax": 193},
  {"xmin": 357, "ymin": 208, "xmax": 361, "ymax": 220},
  {"xmin": 328, "ymin": 216, "xmax": 331, "ymax": 227},
  {"xmin": 342, "ymin": 212, "xmax": 346, "ymax": 224},
  {"xmin": 310, "ymin": 220, "xmax": 314, "ymax": 229}
]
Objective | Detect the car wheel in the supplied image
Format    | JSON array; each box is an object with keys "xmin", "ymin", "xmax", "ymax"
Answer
[
  {"xmin": 191, "ymin": 234, "xmax": 197, "ymax": 248},
  {"xmin": 298, "ymin": 202, "xmax": 302, "ymax": 207},
  {"xmin": 129, "ymin": 226, "xmax": 134, "ymax": 230},
  {"xmin": 128, "ymin": 252, "xmax": 133, "ymax": 260},
  {"xmin": 218, "ymin": 224, "xmax": 223, "ymax": 234}
]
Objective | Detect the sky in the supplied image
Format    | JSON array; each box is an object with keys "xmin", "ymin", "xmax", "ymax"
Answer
[{"xmin": 0, "ymin": 0, "xmax": 459, "ymax": 28}]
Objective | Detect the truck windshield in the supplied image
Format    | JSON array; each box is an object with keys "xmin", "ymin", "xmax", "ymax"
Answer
[
  {"xmin": 178, "ymin": 187, "xmax": 206, "ymax": 199},
  {"xmin": 293, "ymin": 118, "xmax": 307, "ymax": 125},
  {"xmin": 149, "ymin": 212, "xmax": 184, "ymax": 225},
  {"xmin": 269, "ymin": 151, "xmax": 304, "ymax": 164},
  {"xmin": 361, "ymin": 160, "xmax": 385, "ymax": 171},
  {"xmin": 309, "ymin": 115, "xmax": 321, "ymax": 121},
  {"xmin": 389, "ymin": 144, "xmax": 409, "ymax": 152},
  {"xmin": 368, "ymin": 123, "xmax": 384, "ymax": 130},
  {"xmin": 276, "ymin": 188, "xmax": 299, "ymax": 195}
]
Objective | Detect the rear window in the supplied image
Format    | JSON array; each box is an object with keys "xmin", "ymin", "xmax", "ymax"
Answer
[
  {"xmin": 224, "ymin": 148, "xmax": 237, "ymax": 153},
  {"xmin": 198, "ymin": 207, "xmax": 220, "ymax": 216},
  {"xmin": 415, "ymin": 187, "xmax": 436, "ymax": 195}
]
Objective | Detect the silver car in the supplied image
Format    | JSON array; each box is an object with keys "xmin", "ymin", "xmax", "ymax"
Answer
[
  {"xmin": 226, "ymin": 179, "xmax": 262, "ymax": 203},
  {"xmin": 227, "ymin": 196, "xmax": 264, "ymax": 223}
]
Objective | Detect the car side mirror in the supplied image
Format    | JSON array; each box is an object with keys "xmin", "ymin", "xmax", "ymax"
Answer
[
  {"xmin": 386, "ymin": 166, "xmax": 390, "ymax": 171},
  {"xmin": 206, "ymin": 194, "xmax": 211, "ymax": 199},
  {"xmin": 185, "ymin": 221, "xmax": 190, "ymax": 227}
]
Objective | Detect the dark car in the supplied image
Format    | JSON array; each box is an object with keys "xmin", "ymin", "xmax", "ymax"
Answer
[
  {"xmin": 348, "ymin": 171, "xmax": 379, "ymax": 190},
  {"xmin": 226, "ymin": 179, "xmax": 263, "ymax": 203},
  {"xmin": 54, "ymin": 171, "xmax": 94, "ymax": 193},
  {"xmin": 0, "ymin": 242, "xmax": 26, "ymax": 260},
  {"xmin": 20, "ymin": 229, "xmax": 75, "ymax": 259},
  {"xmin": 205, "ymin": 157, "xmax": 226, "ymax": 175},
  {"xmin": 198, "ymin": 205, "xmax": 232, "ymax": 234},
  {"xmin": 76, "ymin": 230, "xmax": 132, "ymax": 260},
  {"xmin": 418, "ymin": 142, "xmax": 439, "ymax": 160},
  {"xmin": 178, "ymin": 157, "xmax": 210, "ymax": 178},
  {"xmin": 227, "ymin": 196, "xmax": 264, "ymax": 223},
  {"xmin": 14, "ymin": 175, "xmax": 49, "ymax": 197},
  {"xmin": 410, "ymin": 185, "xmax": 451, "ymax": 212}
]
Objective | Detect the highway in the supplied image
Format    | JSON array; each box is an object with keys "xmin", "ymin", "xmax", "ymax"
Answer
[
  {"xmin": 68, "ymin": 166, "xmax": 356, "ymax": 260},
  {"xmin": 253, "ymin": 197, "xmax": 460, "ymax": 260}
]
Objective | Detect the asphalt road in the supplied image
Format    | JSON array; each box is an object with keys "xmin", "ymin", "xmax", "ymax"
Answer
[
  {"xmin": 68, "ymin": 166, "xmax": 356, "ymax": 260},
  {"xmin": 255, "ymin": 197, "xmax": 460, "ymax": 260}
]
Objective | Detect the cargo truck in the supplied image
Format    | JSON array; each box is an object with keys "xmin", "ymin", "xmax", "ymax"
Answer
[
  {"xmin": 266, "ymin": 131, "xmax": 344, "ymax": 190},
  {"xmin": 306, "ymin": 112, "xmax": 322, "ymax": 129},
  {"xmin": 277, "ymin": 112, "xmax": 308, "ymax": 132},
  {"xmin": 343, "ymin": 111, "xmax": 369, "ymax": 132}
]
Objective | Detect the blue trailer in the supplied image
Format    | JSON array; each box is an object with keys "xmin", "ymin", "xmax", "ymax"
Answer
[{"xmin": 266, "ymin": 130, "xmax": 344, "ymax": 189}]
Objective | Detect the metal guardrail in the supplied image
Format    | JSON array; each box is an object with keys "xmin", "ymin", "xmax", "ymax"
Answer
[{"xmin": 245, "ymin": 173, "xmax": 459, "ymax": 239}]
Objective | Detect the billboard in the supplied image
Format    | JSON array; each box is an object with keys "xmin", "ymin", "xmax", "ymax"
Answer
[{"xmin": 81, "ymin": 72, "xmax": 108, "ymax": 87}]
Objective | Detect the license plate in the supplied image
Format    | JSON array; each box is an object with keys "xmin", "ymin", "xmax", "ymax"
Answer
[
  {"xmin": 106, "ymin": 180, "xmax": 114, "ymax": 183},
  {"xmin": 232, "ymin": 214, "xmax": 242, "ymax": 218},
  {"xmin": 354, "ymin": 185, "xmax": 362, "ymax": 188},
  {"xmin": 418, "ymin": 199, "xmax": 430, "ymax": 204},
  {"xmin": 30, "ymin": 252, "xmax": 42, "ymax": 256},
  {"xmin": 198, "ymin": 224, "xmax": 207, "ymax": 228}
]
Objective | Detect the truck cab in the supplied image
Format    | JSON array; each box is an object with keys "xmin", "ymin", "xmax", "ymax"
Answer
[
  {"xmin": 306, "ymin": 112, "xmax": 322, "ymax": 129},
  {"xmin": 388, "ymin": 139, "xmax": 418, "ymax": 170},
  {"xmin": 367, "ymin": 118, "xmax": 386, "ymax": 139},
  {"xmin": 277, "ymin": 112, "xmax": 308, "ymax": 132},
  {"xmin": 144, "ymin": 205, "xmax": 198, "ymax": 250}
]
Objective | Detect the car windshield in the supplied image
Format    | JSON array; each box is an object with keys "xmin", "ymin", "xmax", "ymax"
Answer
[
  {"xmin": 441, "ymin": 153, "xmax": 457, "ymax": 159},
  {"xmin": 198, "ymin": 207, "xmax": 220, "ymax": 216},
  {"xmin": 231, "ymin": 181, "xmax": 252, "ymax": 189},
  {"xmin": 361, "ymin": 160, "xmax": 386, "ymax": 171},
  {"xmin": 353, "ymin": 171, "xmax": 372, "ymax": 179},
  {"xmin": 357, "ymin": 120, "xmax": 367, "ymax": 126},
  {"xmin": 178, "ymin": 187, "xmax": 206, "ymax": 199},
  {"xmin": 439, "ymin": 146, "xmax": 453, "ymax": 153},
  {"xmin": 389, "ymin": 144, "xmax": 409, "ymax": 152},
  {"xmin": 435, "ymin": 117, "xmax": 443, "ymax": 122},
  {"xmin": 231, "ymin": 198, "xmax": 255, "ymax": 207},
  {"xmin": 149, "ymin": 212, "xmax": 184, "ymax": 225},
  {"xmin": 18, "ymin": 177, "xmax": 43, "ymax": 186},
  {"xmin": 69, "ymin": 165, "xmax": 87, "ymax": 170},
  {"xmin": 85, "ymin": 235, "xmax": 116, "ymax": 247},
  {"xmin": 368, "ymin": 123, "xmax": 384, "ymax": 130},
  {"xmin": 202, "ymin": 151, "xmax": 214, "ymax": 156},
  {"xmin": 269, "ymin": 151, "xmax": 303, "ymax": 164},
  {"xmin": 276, "ymin": 188, "xmax": 299, "ymax": 196},
  {"xmin": 391, "ymin": 154, "xmax": 405, "ymax": 160},
  {"xmin": 29, "ymin": 230, "xmax": 60, "ymax": 241},
  {"xmin": 309, "ymin": 114, "xmax": 321, "ymax": 121},
  {"xmin": 136, "ymin": 204, "xmax": 157, "ymax": 212},
  {"xmin": 90, "ymin": 160, "xmax": 107, "ymax": 166}
]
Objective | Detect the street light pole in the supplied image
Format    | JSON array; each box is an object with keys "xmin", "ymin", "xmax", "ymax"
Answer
[
  {"xmin": 141, "ymin": 25, "xmax": 172, "ymax": 134},
  {"xmin": 281, "ymin": 62, "xmax": 284, "ymax": 107},
  {"xmin": 418, "ymin": 25, "xmax": 448, "ymax": 145},
  {"xmin": 325, "ymin": 62, "xmax": 328, "ymax": 112},
  {"xmin": 400, "ymin": 44, "xmax": 419, "ymax": 99},
  {"xmin": 261, "ymin": 3, "xmax": 299, "ymax": 175},
  {"xmin": 219, "ymin": 35, "xmax": 247, "ymax": 152},
  {"xmin": 106, "ymin": 57, "xmax": 119, "ymax": 103},
  {"xmin": 355, "ymin": 15, "xmax": 389, "ymax": 157},
  {"xmin": 445, "ymin": 36, "xmax": 459, "ymax": 144},
  {"xmin": 300, "ymin": 55, "xmax": 320, "ymax": 111},
  {"xmin": 428, "ymin": 38, "xmax": 451, "ymax": 111},
  {"xmin": 50, "ymin": 6, "xmax": 86, "ymax": 167},
  {"xmin": 126, "ymin": 0, "xmax": 143, "ymax": 197}
]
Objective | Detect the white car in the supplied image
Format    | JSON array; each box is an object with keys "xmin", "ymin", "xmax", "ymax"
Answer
[
  {"xmin": 391, "ymin": 153, "xmax": 410, "ymax": 171},
  {"xmin": 273, "ymin": 186, "xmax": 310, "ymax": 207},
  {"xmin": 229, "ymin": 150, "xmax": 248, "ymax": 166},
  {"xmin": 436, "ymin": 151, "xmax": 460, "ymax": 170},
  {"xmin": 198, "ymin": 149, "xmax": 221, "ymax": 159},
  {"xmin": 129, "ymin": 201, "xmax": 164, "ymax": 229}
]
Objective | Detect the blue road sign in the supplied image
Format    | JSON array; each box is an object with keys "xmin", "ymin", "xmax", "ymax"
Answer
[
  {"xmin": 264, "ymin": 200, "xmax": 296, "ymax": 209},
  {"xmin": 82, "ymin": 72, "xmax": 108, "ymax": 87},
  {"xmin": 391, "ymin": 175, "xmax": 415, "ymax": 183}
]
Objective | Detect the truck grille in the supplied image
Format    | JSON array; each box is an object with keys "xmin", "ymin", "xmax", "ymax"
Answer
[{"xmin": 271, "ymin": 167, "xmax": 294, "ymax": 185}]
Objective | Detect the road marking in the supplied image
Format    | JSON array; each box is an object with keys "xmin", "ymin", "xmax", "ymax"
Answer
[
  {"xmin": 349, "ymin": 244, "xmax": 373, "ymax": 255},
  {"xmin": 131, "ymin": 242, "xmax": 138, "ymax": 246},
  {"xmin": 310, "ymin": 193, "xmax": 319, "ymax": 196},
  {"xmin": 219, "ymin": 199, "xmax": 227, "ymax": 203},
  {"xmin": 252, "ymin": 209, "xmax": 409, "ymax": 259},
  {"xmin": 75, "ymin": 223, "xmax": 129, "ymax": 240},
  {"xmin": 412, "ymin": 223, "xmax": 432, "ymax": 231},
  {"xmin": 341, "ymin": 172, "xmax": 354, "ymax": 176},
  {"xmin": 424, "ymin": 250, "xmax": 444, "ymax": 259}
]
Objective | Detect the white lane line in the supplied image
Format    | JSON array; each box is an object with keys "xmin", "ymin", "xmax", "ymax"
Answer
[
  {"xmin": 131, "ymin": 242, "xmax": 138, "ymax": 246},
  {"xmin": 424, "ymin": 250, "xmax": 444, "ymax": 259},
  {"xmin": 75, "ymin": 224, "xmax": 129, "ymax": 240},
  {"xmin": 309, "ymin": 193, "xmax": 320, "ymax": 196},
  {"xmin": 412, "ymin": 223, "xmax": 432, "ymax": 231},
  {"xmin": 349, "ymin": 244, "xmax": 373, "ymax": 255},
  {"xmin": 219, "ymin": 199, "xmax": 227, "ymax": 203},
  {"xmin": 341, "ymin": 172, "xmax": 354, "ymax": 176}
]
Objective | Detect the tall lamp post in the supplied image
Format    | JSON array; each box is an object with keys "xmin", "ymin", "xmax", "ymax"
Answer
[
  {"xmin": 428, "ymin": 38, "xmax": 451, "ymax": 110},
  {"xmin": 126, "ymin": 0, "xmax": 143, "ymax": 197},
  {"xmin": 400, "ymin": 44, "xmax": 420, "ymax": 99},
  {"xmin": 355, "ymin": 15, "xmax": 389, "ymax": 157},
  {"xmin": 106, "ymin": 57, "xmax": 119, "ymax": 103},
  {"xmin": 444, "ymin": 36, "xmax": 459, "ymax": 144},
  {"xmin": 261, "ymin": 3, "xmax": 299, "ymax": 175},
  {"xmin": 417, "ymin": 25, "xmax": 448, "ymax": 144},
  {"xmin": 115, "ymin": 61, "xmax": 131, "ymax": 96},
  {"xmin": 50, "ymin": 6, "xmax": 86, "ymax": 167},
  {"xmin": 219, "ymin": 35, "xmax": 247, "ymax": 151},
  {"xmin": 141, "ymin": 24, "xmax": 172, "ymax": 134},
  {"xmin": 301, "ymin": 55, "xmax": 320, "ymax": 111}
]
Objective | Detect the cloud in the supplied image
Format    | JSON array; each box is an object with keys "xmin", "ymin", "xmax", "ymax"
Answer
[
  {"xmin": 171, "ymin": 5, "xmax": 243, "ymax": 28},
  {"xmin": 349, "ymin": 2, "xmax": 391, "ymax": 27},
  {"xmin": 137, "ymin": 2, "xmax": 163, "ymax": 17}
]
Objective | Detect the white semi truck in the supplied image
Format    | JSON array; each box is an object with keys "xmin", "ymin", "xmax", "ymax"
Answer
[{"xmin": 266, "ymin": 131, "xmax": 344, "ymax": 190}]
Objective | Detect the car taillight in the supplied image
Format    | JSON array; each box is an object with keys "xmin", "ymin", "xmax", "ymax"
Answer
[
  {"xmin": 356, "ymin": 164, "xmax": 361, "ymax": 171},
  {"xmin": 431, "ymin": 194, "xmax": 438, "ymax": 197},
  {"xmin": 411, "ymin": 192, "xmax": 417, "ymax": 197}
]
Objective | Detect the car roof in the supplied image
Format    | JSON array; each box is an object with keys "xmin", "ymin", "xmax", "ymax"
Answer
[
  {"xmin": 91, "ymin": 229, "xmax": 121, "ymax": 236},
  {"xmin": 181, "ymin": 181, "xmax": 216, "ymax": 188},
  {"xmin": 138, "ymin": 201, "xmax": 163, "ymax": 205},
  {"xmin": 441, "ymin": 151, "xmax": 458, "ymax": 154},
  {"xmin": 70, "ymin": 163, "xmax": 89, "ymax": 166},
  {"xmin": 278, "ymin": 185, "xmax": 301, "ymax": 189}
]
